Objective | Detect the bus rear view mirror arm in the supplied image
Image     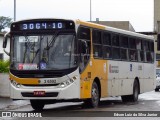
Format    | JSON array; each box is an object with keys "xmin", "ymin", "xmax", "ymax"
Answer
[
  {"xmin": 3, "ymin": 32, "xmax": 10, "ymax": 56},
  {"xmin": 3, "ymin": 48, "xmax": 10, "ymax": 56}
]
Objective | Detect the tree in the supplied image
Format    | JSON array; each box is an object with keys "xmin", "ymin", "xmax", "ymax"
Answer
[{"xmin": 0, "ymin": 16, "xmax": 12, "ymax": 32}]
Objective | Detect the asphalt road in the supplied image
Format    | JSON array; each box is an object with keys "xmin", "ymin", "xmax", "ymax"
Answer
[{"xmin": 1, "ymin": 90, "xmax": 160, "ymax": 120}]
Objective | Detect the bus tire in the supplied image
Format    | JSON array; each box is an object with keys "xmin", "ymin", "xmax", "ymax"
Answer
[
  {"xmin": 83, "ymin": 81, "xmax": 100, "ymax": 108},
  {"xmin": 155, "ymin": 88, "xmax": 159, "ymax": 92},
  {"xmin": 131, "ymin": 80, "xmax": 139, "ymax": 102},
  {"xmin": 121, "ymin": 80, "xmax": 139, "ymax": 102},
  {"xmin": 30, "ymin": 100, "xmax": 45, "ymax": 111}
]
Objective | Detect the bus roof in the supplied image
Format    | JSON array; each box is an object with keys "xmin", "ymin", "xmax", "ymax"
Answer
[
  {"xmin": 11, "ymin": 18, "xmax": 154, "ymax": 40},
  {"xmin": 76, "ymin": 20, "xmax": 154, "ymax": 40}
]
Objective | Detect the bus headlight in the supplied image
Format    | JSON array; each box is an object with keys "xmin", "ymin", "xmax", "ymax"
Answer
[
  {"xmin": 58, "ymin": 76, "xmax": 77, "ymax": 88},
  {"xmin": 11, "ymin": 80, "xmax": 21, "ymax": 88}
]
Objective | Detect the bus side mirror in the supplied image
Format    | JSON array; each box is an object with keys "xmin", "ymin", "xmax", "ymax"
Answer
[
  {"xmin": 157, "ymin": 34, "xmax": 160, "ymax": 51},
  {"xmin": 3, "ymin": 32, "xmax": 9, "ymax": 48},
  {"xmin": 3, "ymin": 32, "xmax": 10, "ymax": 56}
]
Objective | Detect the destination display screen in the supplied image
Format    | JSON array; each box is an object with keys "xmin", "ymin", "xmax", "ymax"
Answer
[
  {"xmin": 11, "ymin": 20, "xmax": 75, "ymax": 31},
  {"xmin": 20, "ymin": 22, "xmax": 65, "ymax": 30}
]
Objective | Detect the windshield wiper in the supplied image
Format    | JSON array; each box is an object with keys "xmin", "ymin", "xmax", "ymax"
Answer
[
  {"xmin": 31, "ymin": 36, "xmax": 44, "ymax": 63},
  {"xmin": 45, "ymin": 32, "xmax": 59, "ymax": 50},
  {"xmin": 41, "ymin": 32, "xmax": 59, "ymax": 62}
]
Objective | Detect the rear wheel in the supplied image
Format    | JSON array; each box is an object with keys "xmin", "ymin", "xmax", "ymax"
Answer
[
  {"xmin": 83, "ymin": 82, "xmax": 100, "ymax": 108},
  {"xmin": 30, "ymin": 100, "xmax": 45, "ymax": 111},
  {"xmin": 121, "ymin": 80, "xmax": 139, "ymax": 102},
  {"xmin": 155, "ymin": 88, "xmax": 159, "ymax": 92}
]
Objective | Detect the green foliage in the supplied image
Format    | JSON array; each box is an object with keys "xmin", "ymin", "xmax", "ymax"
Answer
[
  {"xmin": 0, "ymin": 60, "xmax": 10, "ymax": 73},
  {"xmin": 0, "ymin": 16, "xmax": 13, "ymax": 32}
]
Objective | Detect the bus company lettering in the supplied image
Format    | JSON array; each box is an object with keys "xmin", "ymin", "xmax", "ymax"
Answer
[{"xmin": 109, "ymin": 64, "xmax": 119, "ymax": 73}]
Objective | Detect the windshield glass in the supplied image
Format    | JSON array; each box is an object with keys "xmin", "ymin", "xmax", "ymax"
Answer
[{"xmin": 11, "ymin": 33, "xmax": 77, "ymax": 70}]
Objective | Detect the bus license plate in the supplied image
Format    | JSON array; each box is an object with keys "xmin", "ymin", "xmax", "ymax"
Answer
[
  {"xmin": 34, "ymin": 91, "xmax": 45, "ymax": 96},
  {"xmin": 40, "ymin": 79, "xmax": 57, "ymax": 84}
]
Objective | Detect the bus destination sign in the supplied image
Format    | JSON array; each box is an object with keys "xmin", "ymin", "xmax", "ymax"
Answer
[
  {"xmin": 20, "ymin": 22, "xmax": 65, "ymax": 30},
  {"xmin": 11, "ymin": 20, "xmax": 75, "ymax": 31}
]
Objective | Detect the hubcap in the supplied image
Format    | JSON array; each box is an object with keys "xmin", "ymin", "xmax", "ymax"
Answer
[{"xmin": 92, "ymin": 84, "xmax": 99, "ymax": 106}]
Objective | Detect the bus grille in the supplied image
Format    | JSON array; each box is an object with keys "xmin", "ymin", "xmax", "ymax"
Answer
[
  {"xmin": 21, "ymin": 92, "xmax": 58, "ymax": 97},
  {"xmin": 10, "ymin": 70, "xmax": 64, "ymax": 78},
  {"xmin": 10, "ymin": 67, "xmax": 77, "ymax": 78}
]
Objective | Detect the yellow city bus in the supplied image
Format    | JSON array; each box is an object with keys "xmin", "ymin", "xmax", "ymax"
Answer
[{"xmin": 3, "ymin": 18, "xmax": 155, "ymax": 110}]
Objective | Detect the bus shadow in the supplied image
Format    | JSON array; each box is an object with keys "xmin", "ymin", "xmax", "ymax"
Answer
[{"xmin": 33, "ymin": 99, "xmax": 139, "ymax": 113}]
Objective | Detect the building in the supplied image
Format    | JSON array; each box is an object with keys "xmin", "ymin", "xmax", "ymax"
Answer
[
  {"xmin": 0, "ymin": 32, "xmax": 10, "ymax": 60},
  {"xmin": 154, "ymin": 0, "xmax": 160, "ymax": 33},
  {"xmin": 154, "ymin": 0, "xmax": 160, "ymax": 65},
  {"xmin": 91, "ymin": 21, "xmax": 135, "ymax": 32}
]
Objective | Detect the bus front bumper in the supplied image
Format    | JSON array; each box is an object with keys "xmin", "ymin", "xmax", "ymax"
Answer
[{"xmin": 10, "ymin": 80, "xmax": 80, "ymax": 100}]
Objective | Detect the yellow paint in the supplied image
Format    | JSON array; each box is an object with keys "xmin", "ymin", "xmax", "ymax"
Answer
[
  {"xmin": 80, "ymin": 58, "xmax": 108, "ymax": 99},
  {"xmin": 80, "ymin": 26, "xmax": 108, "ymax": 99},
  {"xmin": 76, "ymin": 20, "xmax": 106, "ymax": 30},
  {"xmin": 158, "ymin": 61, "xmax": 160, "ymax": 67},
  {"xmin": 10, "ymin": 73, "xmax": 39, "ymax": 84}
]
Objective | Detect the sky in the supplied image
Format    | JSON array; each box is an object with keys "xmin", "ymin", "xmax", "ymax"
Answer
[{"xmin": 0, "ymin": 0, "xmax": 154, "ymax": 32}]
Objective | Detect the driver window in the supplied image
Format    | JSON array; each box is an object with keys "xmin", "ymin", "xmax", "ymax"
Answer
[{"xmin": 78, "ymin": 27, "xmax": 91, "ymax": 72}]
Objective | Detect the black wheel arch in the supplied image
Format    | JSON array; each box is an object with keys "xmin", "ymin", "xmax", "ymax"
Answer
[{"xmin": 93, "ymin": 77, "xmax": 101, "ymax": 98}]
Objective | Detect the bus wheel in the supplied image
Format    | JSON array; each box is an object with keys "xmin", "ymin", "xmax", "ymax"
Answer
[
  {"xmin": 131, "ymin": 80, "xmax": 139, "ymax": 102},
  {"xmin": 83, "ymin": 82, "xmax": 100, "ymax": 108},
  {"xmin": 155, "ymin": 88, "xmax": 159, "ymax": 92},
  {"xmin": 121, "ymin": 80, "xmax": 139, "ymax": 102},
  {"xmin": 30, "ymin": 100, "xmax": 45, "ymax": 111}
]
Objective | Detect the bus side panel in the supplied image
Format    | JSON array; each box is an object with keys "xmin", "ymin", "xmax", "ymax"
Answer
[
  {"xmin": 142, "ymin": 63, "xmax": 156, "ymax": 93},
  {"xmin": 108, "ymin": 61, "xmax": 134, "ymax": 96},
  {"xmin": 119, "ymin": 61, "xmax": 134, "ymax": 96},
  {"xmin": 80, "ymin": 59, "xmax": 108, "ymax": 99},
  {"xmin": 107, "ymin": 61, "xmax": 120, "ymax": 96},
  {"xmin": 107, "ymin": 60, "xmax": 155, "ymax": 97}
]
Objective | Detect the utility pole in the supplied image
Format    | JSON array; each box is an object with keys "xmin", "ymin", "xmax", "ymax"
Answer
[
  {"xmin": 14, "ymin": 0, "xmax": 16, "ymax": 21},
  {"xmin": 90, "ymin": 0, "xmax": 92, "ymax": 21}
]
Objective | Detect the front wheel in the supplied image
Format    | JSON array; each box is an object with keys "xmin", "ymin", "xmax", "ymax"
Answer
[
  {"xmin": 83, "ymin": 82, "xmax": 100, "ymax": 108},
  {"xmin": 30, "ymin": 100, "xmax": 45, "ymax": 111}
]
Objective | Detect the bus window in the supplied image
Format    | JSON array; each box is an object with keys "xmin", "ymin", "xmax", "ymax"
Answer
[
  {"xmin": 137, "ymin": 50, "xmax": 144, "ymax": 62},
  {"xmin": 112, "ymin": 33, "xmax": 120, "ymax": 60},
  {"xmin": 142, "ymin": 41, "xmax": 149, "ymax": 51},
  {"xmin": 129, "ymin": 50, "xmax": 137, "ymax": 61},
  {"xmin": 78, "ymin": 27, "xmax": 90, "ymax": 40},
  {"xmin": 121, "ymin": 49, "xmax": 128, "ymax": 60},
  {"xmin": 78, "ymin": 27, "xmax": 91, "ymax": 72},
  {"xmin": 103, "ymin": 32, "xmax": 112, "ymax": 59},
  {"xmin": 93, "ymin": 30, "xmax": 102, "ymax": 44},
  {"xmin": 136, "ymin": 39, "xmax": 142, "ymax": 50},
  {"xmin": 94, "ymin": 45, "xmax": 103, "ymax": 58},
  {"xmin": 103, "ymin": 32, "xmax": 111, "ymax": 45},
  {"xmin": 120, "ymin": 35, "xmax": 128, "ymax": 48},
  {"xmin": 103, "ymin": 46, "xmax": 112, "ymax": 59},
  {"xmin": 112, "ymin": 48, "xmax": 120, "ymax": 59},
  {"xmin": 129, "ymin": 37, "xmax": 136, "ymax": 49},
  {"xmin": 112, "ymin": 34, "xmax": 119, "ymax": 47},
  {"xmin": 149, "ymin": 41, "xmax": 154, "ymax": 52},
  {"xmin": 136, "ymin": 39, "xmax": 143, "ymax": 62},
  {"xmin": 146, "ymin": 41, "xmax": 154, "ymax": 63},
  {"xmin": 146, "ymin": 52, "xmax": 152, "ymax": 62},
  {"xmin": 93, "ymin": 30, "xmax": 102, "ymax": 58}
]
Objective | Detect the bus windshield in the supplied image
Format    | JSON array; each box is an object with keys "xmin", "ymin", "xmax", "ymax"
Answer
[{"xmin": 11, "ymin": 33, "xmax": 77, "ymax": 70}]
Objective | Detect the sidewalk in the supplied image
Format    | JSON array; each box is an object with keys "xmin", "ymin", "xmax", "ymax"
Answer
[{"xmin": 0, "ymin": 97, "xmax": 30, "ymax": 111}]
